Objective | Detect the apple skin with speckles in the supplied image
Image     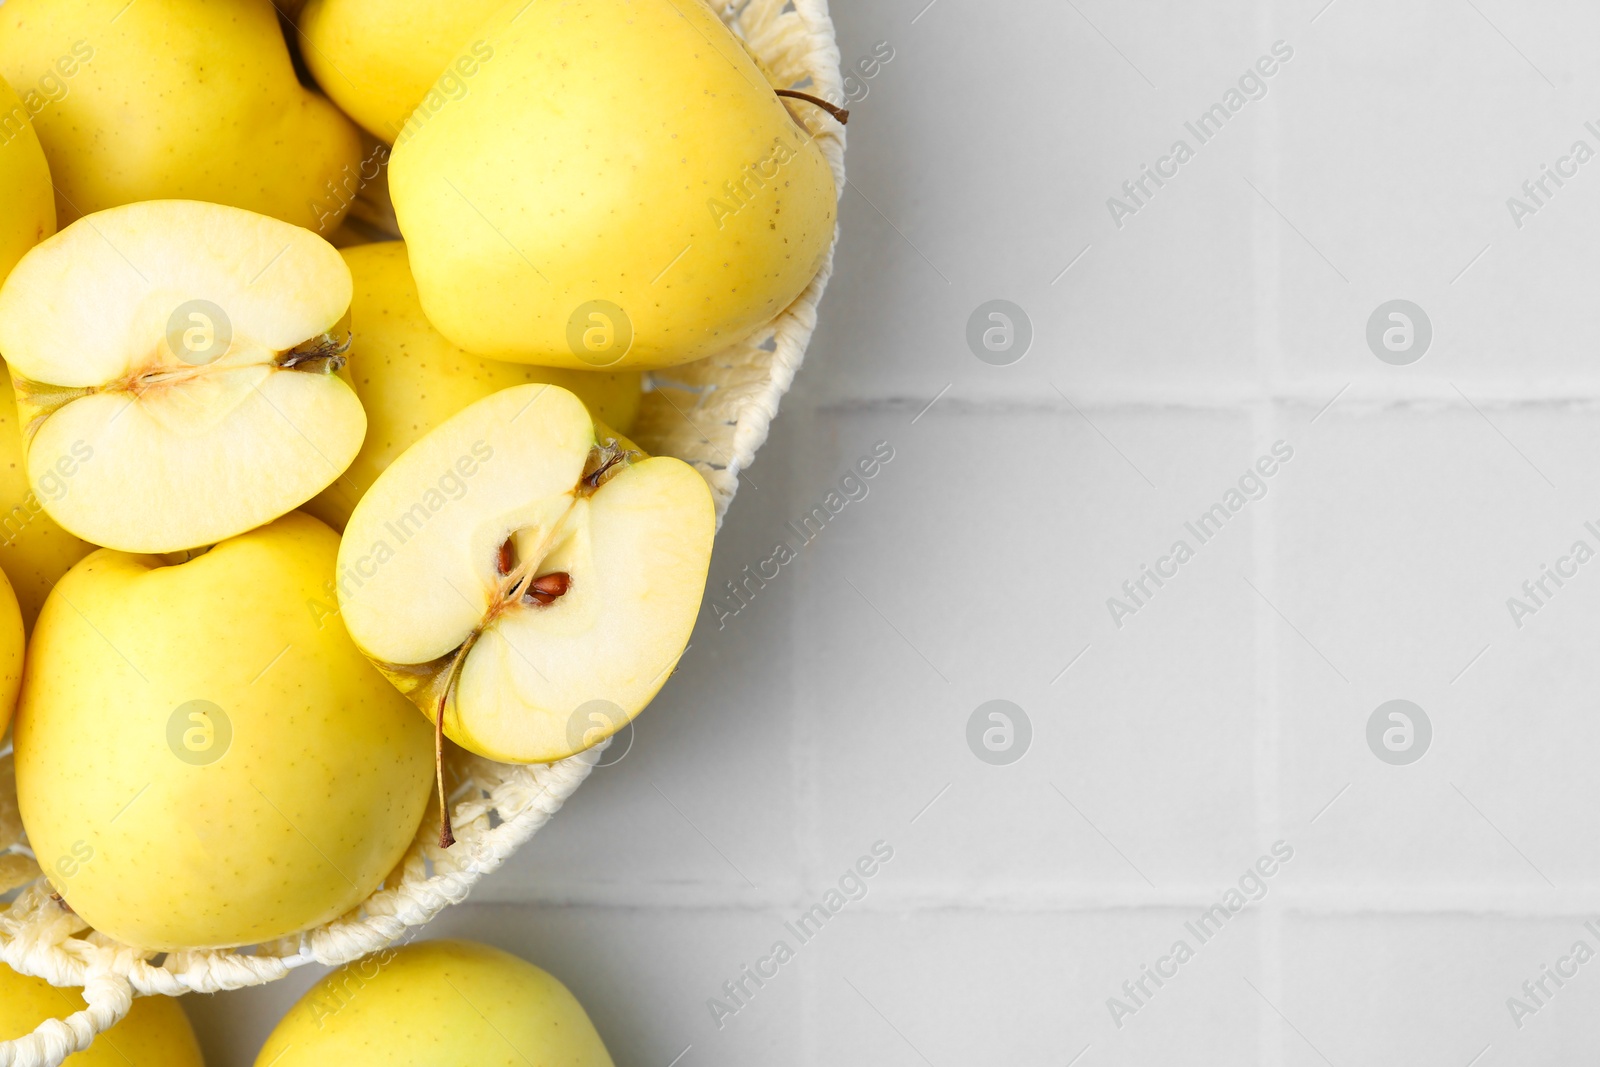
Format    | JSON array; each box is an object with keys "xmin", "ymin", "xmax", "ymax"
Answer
[
  {"xmin": 0, "ymin": 0, "xmax": 364, "ymax": 233},
  {"xmin": 14, "ymin": 511, "xmax": 434, "ymax": 951},
  {"xmin": 0, "ymin": 75, "xmax": 53, "ymax": 288},
  {"xmin": 388, "ymin": 0, "xmax": 838, "ymax": 369},
  {"xmin": 256, "ymin": 940, "xmax": 614, "ymax": 1067}
]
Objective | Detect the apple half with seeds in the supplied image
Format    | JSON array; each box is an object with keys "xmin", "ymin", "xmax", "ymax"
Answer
[
  {"xmin": 337, "ymin": 384, "xmax": 713, "ymax": 768},
  {"xmin": 0, "ymin": 199, "xmax": 363, "ymax": 552}
]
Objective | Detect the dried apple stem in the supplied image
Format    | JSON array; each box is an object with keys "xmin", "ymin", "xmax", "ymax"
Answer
[
  {"xmin": 436, "ymin": 693, "xmax": 454, "ymax": 850},
  {"xmin": 432, "ymin": 632, "xmax": 481, "ymax": 850},
  {"xmin": 775, "ymin": 90, "xmax": 850, "ymax": 125}
]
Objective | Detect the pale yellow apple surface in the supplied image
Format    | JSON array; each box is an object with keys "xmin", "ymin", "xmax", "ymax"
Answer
[
  {"xmin": 0, "ymin": 567, "xmax": 21, "ymax": 738},
  {"xmin": 15, "ymin": 512, "xmax": 434, "ymax": 950},
  {"xmin": 255, "ymin": 940, "xmax": 613, "ymax": 1067},
  {"xmin": 0, "ymin": 75, "xmax": 53, "ymax": 287},
  {"xmin": 0, "ymin": 0, "xmax": 364, "ymax": 233},
  {"xmin": 0, "ymin": 566, "xmax": 22, "ymax": 737},
  {"xmin": 0, "ymin": 962, "xmax": 204, "ymax": 1066},
  {"xmin": 306, "ymin": 242, "xmax": 642, "ymax": 530},
  {"xmin": 299, "ymin": 0, "xmax": 508, "ymax": 142},
  {"xmin": 389, "ymin": 0, "xmax": 838, "ymax": 369},
  {"xmin": 0, "ymin": 200, "xmax": 367, "ymax": 553},
  {"xmin": 338, "ymin": 385, "xmax": 713, "ymax": 762},
  {"xmin": 0, "ymin": 365, "xmax": 92, "ymax": 629}
]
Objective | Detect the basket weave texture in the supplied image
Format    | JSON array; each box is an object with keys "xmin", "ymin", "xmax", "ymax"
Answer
[{"xmin": 0, "ymin": 1, "xmax": 845, "ymax": 1061}]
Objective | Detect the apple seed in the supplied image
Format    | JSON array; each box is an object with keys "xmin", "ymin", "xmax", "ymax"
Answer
[{"xmin": 523, "ymin": 572, "xmax": 571, "ymax": 606}]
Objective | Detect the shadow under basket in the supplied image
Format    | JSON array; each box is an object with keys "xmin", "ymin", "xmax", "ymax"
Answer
[{"xmin": 0, "ymin": 1, "xmax": 846, "ymax": 1061}]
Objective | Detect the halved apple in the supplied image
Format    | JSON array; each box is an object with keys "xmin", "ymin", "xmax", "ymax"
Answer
[
  {"xmin": 337, "ymin": 384, "xmax": 713, "ymax": 764},
  {"xmin": 0, "ymin": 200, "xmax": 364, "ymax": 552}
]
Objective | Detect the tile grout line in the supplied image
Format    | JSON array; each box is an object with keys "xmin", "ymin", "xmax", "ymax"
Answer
[
  {"xmin": 796, "ymin": 403, "xmax": 832, "ymax": 1067},
  {"xmin": 812, "ymin": 386, "xmax": 1600, "ymax": 419},
  {"xmin": 1252, "ymin": 1, "xmax": 1286, "ymax": 1059},
  {"xmin": 793, "ymin": 404, "xmax": 821, "ymax": 1067},
  {"xmin": 1256, "ymin": 388, "xmax": 1287, "ymax": 1067},
  {"xmin": 455, "ymin": 890, "xmax": 1600, "ymax": 915}
]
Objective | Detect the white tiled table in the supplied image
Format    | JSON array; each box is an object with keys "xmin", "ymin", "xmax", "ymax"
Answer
[{"xmin": 198, "ymin": 2, "xmax": 1600, "ymax": 1063}]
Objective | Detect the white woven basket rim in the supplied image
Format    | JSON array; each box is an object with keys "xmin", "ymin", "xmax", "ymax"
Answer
[{"xmin": 0, "ymin": 0, "xmax": 845, "ymax": 1061}]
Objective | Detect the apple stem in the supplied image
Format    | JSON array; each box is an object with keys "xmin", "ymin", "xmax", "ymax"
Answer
[
  {"xmin": 775, "ymin": 90, "xmax": 850, "ymax": 126},
  {"xmin": 436, "ymin": 694, "xmax": 455, "ymax": 850}
]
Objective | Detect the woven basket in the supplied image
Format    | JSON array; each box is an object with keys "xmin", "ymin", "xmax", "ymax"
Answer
[{"xmin": 0, "ymin": 1, "xmax": 845, "ymax": 1061}]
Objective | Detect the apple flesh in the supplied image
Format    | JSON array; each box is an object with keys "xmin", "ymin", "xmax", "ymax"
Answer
[
  {"xmin": 0, "ymin": 200, "xmax": 366, "ymax": 553},
  {"xmin": 338, "ymin": 384, "xmax": 713, "ymax": 763}
]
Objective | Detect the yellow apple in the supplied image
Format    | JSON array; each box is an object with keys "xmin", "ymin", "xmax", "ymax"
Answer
[
  {"xmin": 0, "ymin": 0, "xmax": 365, "ymax": 233},
  {"xmin": 0, "ymin": 962, "xmax": 204, "ymax": 1066},
  {"xmin": 306, "ymin": 241, "xmax": 642, "ymax": 530},
  {"xmin": 0, "ymin": 564, "xmax": 21, "ymax": 736},
  {"xmin": 14, "ymin": 512, "xmax": 433, "ymax": 950},
  {"xmin": 0, "ymin": 74, "xmax": 53, "ymax": 286},
  {"xmin": 298, "ymin": 0, "xmax": 508, "ymax": 142},
  {"xmin": 255, "ymin": 940, "xmax": 613, "ymax": 1066},
  {"xmin": 0, "ymin": 363, "xmax": 93, "ymax": 630},
  {"xmin": 388, "ymin": 0, "xmax": 839, "ymax": 369}
]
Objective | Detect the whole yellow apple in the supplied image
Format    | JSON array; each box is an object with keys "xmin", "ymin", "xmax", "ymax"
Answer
[
  {"xmin": 0, "ymin": 0, "xmax": 365, "ymax": 233},
  {"xmin": 304, "ymin": 241, "xmax": 641, "ymax": 530},
  {"xmin": 255, "ymin": 940, "xmax": 613, "ymax": 1066},
  {"xmin": 0, "ymin": 363, "xmax": 93, "ymax": 631},
  {"xmin": 14, "ymin": 512, "xmax": 433, "ymax": 950},
  {"xmin": 298, "ymin": 0, "xmax": 509, "ymax": 143},
  {"xmin": 388, "ymin": 0, "xmax": 839, "ymax": 369},
  {"xmin": 0, "ymin": 74, "xmax": 53, "ymax": 287},
  {"xmin": 0, "ymin": 962, "xmax": 204, "ymax": 1066}
]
